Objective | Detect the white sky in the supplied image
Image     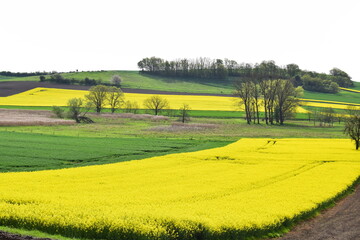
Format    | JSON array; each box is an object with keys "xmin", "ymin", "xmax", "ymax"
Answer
[{"xmin": 0, "ymin": 0, "xmax": 359, "ymax": 81}]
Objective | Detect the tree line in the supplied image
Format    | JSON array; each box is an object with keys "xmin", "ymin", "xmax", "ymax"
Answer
[
  {"xmin": 0, "ymin": 71, "xmax": 52, "ymax": 77},
  {"xmin": 137, "ymin": 57, "xmax": 353, "ymax": 92},
  {"xmin": 56, "ymin": 85, "xmax": 191, "ymax": 123}
]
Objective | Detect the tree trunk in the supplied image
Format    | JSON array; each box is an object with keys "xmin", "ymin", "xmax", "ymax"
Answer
[
  {"xmin": 279, "ymin": 107, "xmax": 284, "ymax": 125},
  {"xmin": 356, "ymin": 140, "xmax": 359, "ymax": 150},
  {"xmin": 264, "ymin": 102, "xmax": 268, "ymax": 125}
]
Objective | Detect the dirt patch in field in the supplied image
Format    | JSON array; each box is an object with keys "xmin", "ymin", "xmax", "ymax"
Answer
[
  {"xmin": 0, "ymin": 81, "xmax": 232, "ymax": 97},
  {"xmin": 0, "ymin": 231, "xmax": 53, "ymax": 240},
  {"xmin": 0, "ymin": 109, "xmax": 75, "ymax": 126}
]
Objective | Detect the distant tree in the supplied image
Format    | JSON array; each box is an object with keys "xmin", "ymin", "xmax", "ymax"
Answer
[
  {"xmin": 286, "ymin": 64, "xmax": 301, "ymax": 78},
  {"xmin": 50, "ymin": 73, "xmax": 65, "ymax": 83},
  {"xmin": 123, "ymin": 100, "xmax": 139, "ymax": 114},
  {"xmin": 143, "ymin": 95, "xmax": 169, "ymax": 115},
  {"xmin": 179, "ymin": 104, "xmax": 191, "ymax": 123},
  {"xmin": 39, "ymin": 75, "xmax": 46, "ymax": 82},
  {"xmin": 85, "ymin": 85, "xmax": 109, "ymax": 113},
  {"xmin": 110, "ymin": 75, "xmax": 121, "ymax": 86},
  {"xmin": 329, "ymin": 68, "xmax": 353, "ymax": 87},
  {"xmin": 344, "ymin": 107, "xmax": 360, "ymax": 150},
  {"xmin": 107, "ymin": 86, "xmax": 124, "ymax": 113},
  {"xmin": 319, "ymin": 107, "xmax": 336, "ymax": 127},
  {"xmin": 67, "ymin": 98, "xmax": 92, "ymax": 123}
]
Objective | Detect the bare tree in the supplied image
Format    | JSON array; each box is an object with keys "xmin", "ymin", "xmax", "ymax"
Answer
[
  {"xmin": 344, "ymin": 107, "xmax": 360, "ymax": 150},
  {"xmin": 143, "ymin": 95, "xmax": 169, "ymax": 115},
  {"xmin": 85, "ymin": 85, "xmax": 109, "ymax": 113},
  {"xmin": 319, "ymin": 107, "xmax": 336, "ymax": 127},
  {"xmin": 123, "ymin": 100, "xmax": 139, "ymax": 114},
  {"xmin": 179, "ymin": 104, "xmax": 191, "ymax": 123},
  {"xmin": 251, "ymin": 81, "xmax": 261, "ymax": 124},
  {"xmin": 107, "ymin": 86, "xmax": 124, "ymax": 113},
  {"xmin": 234, "ymin": 79, "xmax": 253, "ymax": 124},
  {"xmin": 110, "ymin": 75, "xmax": 121, "ymax": 86}
]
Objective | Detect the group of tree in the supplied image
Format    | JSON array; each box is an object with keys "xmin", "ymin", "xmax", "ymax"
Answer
[
  {"xmin": 0, "ymin": 71, "xmax": 52, "ymax": 77},
  {"xmin": 85, "ymin": 85, "xmax": 124, "ymax": 113},
  {"xmin": 234, "ymin": 77, "xmax": 303, "ymax": 125},
  {"xmin": 138, "ymin": 57, "xmax": 353, "ymax": 92},
  {"xmin": 307, "ymin": 107, "xmax": 338, "ymax": 127},
  {"xmin": 53, "ymin": 85, "xmax": 124, "ymax": 122},
  {"xmin": 40, "ymin": 74, "xmax": 121, "ymax": 87}
]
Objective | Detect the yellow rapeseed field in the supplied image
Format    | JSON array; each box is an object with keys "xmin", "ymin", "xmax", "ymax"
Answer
[
  {"xmin": 0, "ymin": 138, "xmax": 359, "ymax": 239},
  {"xmin": 0, "ymin": 87, "xmax": 308, "ymax": 113},
  {"xmin": 339, "ymin": 87, "xmax": 360, "ymax": 93},
  {"xmin": 300, "ymin": 98, "xmax": 360, "ymax": 110}
]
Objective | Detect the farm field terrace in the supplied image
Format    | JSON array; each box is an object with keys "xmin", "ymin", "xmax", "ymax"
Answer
[
  {"xmin": 0, "ymin": 87, "xmax": 308, "ymax": 113},
  {"xmin": 0, "ymin": 138, "xmax": 359, "ymax": 239}
]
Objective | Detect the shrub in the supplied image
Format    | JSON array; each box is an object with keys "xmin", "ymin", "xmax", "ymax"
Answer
[{"xmin": 52, "ymin": 106, "xmax": 65, "ymax": 118}]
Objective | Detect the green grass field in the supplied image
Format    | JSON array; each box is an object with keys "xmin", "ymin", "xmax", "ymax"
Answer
[
  {"xmin": 62, "ymin": 71, "xmax": 234, "ymax": 94},
  {"xmin": 0, "ymin": 131, "xmax": 230, "ymax": 172},
  {"xmin": 303, "ymin": 89, "xmax": 360, "ymax": 104},
  {"xmin": 2, "ymin": 114, "xmax": 346, "ymax": 141},
  {"xmin": 349, "ymin": 81, "xmax": 360, "ymax": 90},
  {"xmin": 0, "ymin": 105, "xmax": 312, "ymax": 120},
  {"xmin": 0, "ymin": 75, "xmax": 40, "ymax": 82}
]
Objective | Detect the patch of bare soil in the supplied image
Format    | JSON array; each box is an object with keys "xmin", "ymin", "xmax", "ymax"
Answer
[
  {"xmin": 0, "ymin": 231, "xmax": 53, "ymax": 240},
  {"xmin": 0, "ymin": 109, "xmax": 75, "ymax": 126},
  {"xmin": 272, "ymin": 184, "xmax": 360, "ymax": 240},
  {"xmin": 0, "ymin": 81, "xmax": 91, "ymax": 97}
]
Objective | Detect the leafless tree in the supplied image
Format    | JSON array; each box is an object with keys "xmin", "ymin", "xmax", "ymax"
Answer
[
  {"xmin": 234, "ymin": 79, "xmax": 253, "ymax": 124},
  {"xmin": 123, "ymin": 100, "xmax": 139, "ymax": 114},
  {"xmin": 143, "ymin": 95, "xmax": 169, "ymax": 115},
  {"xmin": 85, "ymin": 85, "xmax": 109, "ymax": 113},
  {"xmin": 179, "ymin": 103, "xmax": 191, "ymax": 123},
  {"xmin": 107, "ymin": 86, "xmax": 124, "ymax": 113}
]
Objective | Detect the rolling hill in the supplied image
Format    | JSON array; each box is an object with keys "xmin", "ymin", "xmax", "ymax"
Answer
[{"xmin": 1, "ymin": 70, "xmax": 360, "ymax": 105}]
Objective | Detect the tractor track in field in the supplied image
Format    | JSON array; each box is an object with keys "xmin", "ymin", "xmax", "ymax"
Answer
[{"xmin": 0, "ymin": 81, "xmax": 232, "ymax": 97}]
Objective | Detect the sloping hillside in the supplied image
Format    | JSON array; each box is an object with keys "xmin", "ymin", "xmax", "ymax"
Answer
[{"xmin": 1, "ymin": 71, "xmax": 360, "ymax": 104}]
